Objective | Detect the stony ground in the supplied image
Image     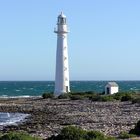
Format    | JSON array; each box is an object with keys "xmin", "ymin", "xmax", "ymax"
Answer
[{"xmin": 0, "ymin": 98, "xmax": 140, "ymax": 139}]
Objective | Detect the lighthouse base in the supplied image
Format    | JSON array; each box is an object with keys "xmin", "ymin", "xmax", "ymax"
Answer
[{"xmin": 54, "ymin": 88, "xmax": 70, "ymax": 96}]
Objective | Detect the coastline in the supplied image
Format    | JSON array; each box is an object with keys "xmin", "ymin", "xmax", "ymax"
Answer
[{"xmin": 0, "ymin": 97, "xmax": 140, "ymax": 139}]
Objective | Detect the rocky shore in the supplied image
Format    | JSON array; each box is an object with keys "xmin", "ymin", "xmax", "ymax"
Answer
[{"xmin": 0, "ymin": 98, "xmax": 140, "ymax": 139}]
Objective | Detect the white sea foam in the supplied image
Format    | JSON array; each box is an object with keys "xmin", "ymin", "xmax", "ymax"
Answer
[
  {"xmin": 0, "ymin": 112, "xmax": 29, "ymax": 126},
  {"xmin": 15, "ymin": 90, "xmax": 21, "ymax": 92},
  {"xmin": 1, "ymin": 95, "xmax": 8, "ymax": 97},
  {"xmin": 0, "ymin": 95, "xmax": 41, "ymax": 98},
  {"xmin": 47, "ymin": 84, "xmax": 53, "ymax": 87}
]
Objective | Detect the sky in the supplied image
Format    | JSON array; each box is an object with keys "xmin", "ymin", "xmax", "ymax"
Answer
[{"xmin": 0, "ymin": 0, "xmax": 140, "ymax": 81}]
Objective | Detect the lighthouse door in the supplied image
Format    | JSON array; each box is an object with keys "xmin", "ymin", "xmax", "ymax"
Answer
[{"xmin": 66, "ymin": 86, "xmax": 68, "ymax": 92}]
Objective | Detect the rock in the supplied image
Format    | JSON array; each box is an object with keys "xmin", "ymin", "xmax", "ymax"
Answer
[{"xmin": 0, "ymin": 98, "xmax": 140, "ymax": 139}]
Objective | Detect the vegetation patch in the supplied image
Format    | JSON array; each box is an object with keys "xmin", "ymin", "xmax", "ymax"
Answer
[
  {"xmin": 132, "ymin": 97, "xmax": 140, "ymax": 104},
  {"xmin": 58, "ymin": 93, "xmax": 70, "ymax": 99},
  {"xmin": 42, "ymin": 91, "xmax": 140, "ymax": 103},
  {"xmin": 70, "ymin": 95, "xmax": 85, "ymax": 100},
  {"xmin": 129, "ymin": 120, "xmax": 140, "ymax": 135},
  {"xmin": 120, "ymin": 94, "xmax": 133, "ymax": 101},
  {"xmin": 119, "ymin": 131, "xmax": 136, "ymax": 139},
  {"xmin": 42, "ymin": 93, "xmax": 54, "ymax": 99},
  {"xmin": 47, "ymin": 126, "xmax": 116, "ymax": 140}
]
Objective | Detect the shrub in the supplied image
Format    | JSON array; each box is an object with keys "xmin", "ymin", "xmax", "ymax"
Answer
[
  {"xmin": 84, "ymin": 130, "xmax": 105, "ymax": 140},
  {"xmin": 121, "ymin": 94, "xmax": 133, "ymax": 102},
  {"xmin": 132, "ymin": 98, "xmax": 140, "ymax": 104},
  {"xmin": 85, "ymin": 91, "xmax": 95, "ymax": 93},
  {"xmin": 113, "ymin": 92, "xmax": 124, "ymax": 100},
  {"xmin": 100, "ymin": 95, "xmax": 115, "ymax": 102},
  {"xmin": 114, "ymin": 92, "xmax": 136, "ymax": 101},
  {"xmin": 70, "ymin": 92, "xmax": 97, "ymax": 99},
  {"xmin": 84, "ymin": 93, "xmax": 98, "ymax": 99},
  {"xmin": 119, "ymin": 131, "xmax": 136, "ymax": 139},
  {"xmin": 47, "ymin": 126, "xmax": 116, "ymax": 140},
  {"xmin": 69, "ymin": 92, "xmax": 83, "ymax": 95},
  {"xmin": 89, "ymin": 95, "xmax": 115, "ymax": 102},
  {"xmin": 42, "ymin": 93, "xmax": 54, "ymax": 99},
  {"xmin": 89, "ymin": 94, "xmax": 101, "ymax": 101},
  {"xmin": 0, "ymin": 132, "xmax": 41, "ymax": 140},
  {"xmin": 48, "ymin": 126, "xmax": 85, "ymax": 140},
  {"xmin": 68, "ymin": 92, "xmax": 99, "ymax": 100},
  {"xmin": 60, "ymin": 126, "xmax": 85, "ymax": 140},
  {"xmin": 70, "ymin": 95, "xmax": 84, "ymax": 100},
  {"xmin": 105, "ymin": 136, "xmax": 116, "ymax": 140},
  {"xmin": 129, "ymin": 120, "xmax": 140, "ymax": 135},
  {"xmin": 58, "ymin": 94, "xmax": 70, "ymax": 99}
]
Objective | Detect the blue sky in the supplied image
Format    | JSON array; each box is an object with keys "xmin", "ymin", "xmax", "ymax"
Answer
[{"xmin": 0, "ymin": 0, "xmax": 140, "ymax": 81}]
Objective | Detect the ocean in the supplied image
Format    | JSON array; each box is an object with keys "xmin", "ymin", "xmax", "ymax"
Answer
[{"xmin": 0, "ymin": 81, "xmax": 140, "ymax": 97}]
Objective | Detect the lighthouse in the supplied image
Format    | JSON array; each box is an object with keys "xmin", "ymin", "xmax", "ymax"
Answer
[{"xmin": 54, "ymin": 12, "xmax": 70, "ymax": 96}]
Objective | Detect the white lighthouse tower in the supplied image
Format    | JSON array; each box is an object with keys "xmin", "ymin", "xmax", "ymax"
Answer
[{"xmin": 54, "ymin": 12, "xmax": 70, "ymax": 96}]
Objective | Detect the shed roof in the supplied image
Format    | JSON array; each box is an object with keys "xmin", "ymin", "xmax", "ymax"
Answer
[{"xmin": 106, "ymin": 82, "xmax": 119, "ymax": 87}]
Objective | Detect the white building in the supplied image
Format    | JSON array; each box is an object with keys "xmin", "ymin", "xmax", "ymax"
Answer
[
  {"xmin": 54, "ymin": 12, "xmax": 70, "ymax": 96},
  {"xmin": 105, "ymin": 82, "xmax": 119, "ymax": 95}
]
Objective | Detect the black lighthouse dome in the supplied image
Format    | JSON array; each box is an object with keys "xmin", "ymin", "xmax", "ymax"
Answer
[{"xmin": 57, "ymin": 12, "xmax": 66, "ymax": 25}]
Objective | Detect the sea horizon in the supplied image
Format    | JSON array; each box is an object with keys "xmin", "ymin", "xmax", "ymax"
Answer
[{"xmin": 0, "ymin": 80, "xmax": 140, "ymax": 81}]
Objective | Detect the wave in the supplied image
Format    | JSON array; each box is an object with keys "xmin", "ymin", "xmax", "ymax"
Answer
[
  {"xmin": 15, "ymin": 90, "xmax": 21, "ymax": 92},
  {"xmin": 0, "ymin": 95, "xmax": 41, "ymax": 98},
  {"xmin": 0, "ymin": 112, "xmax": 30, "ymax": 126}
]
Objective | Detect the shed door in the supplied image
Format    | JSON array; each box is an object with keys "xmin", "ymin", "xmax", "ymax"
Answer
[{"xmin": 106, "ymin": 87, "xmax": 110, "ymax": 94}]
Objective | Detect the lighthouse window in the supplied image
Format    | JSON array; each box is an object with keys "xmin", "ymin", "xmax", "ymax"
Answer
[
  {"xmin": 58, "ymin": 17, "xmax": 66, "ymax": 24},
  {"xmin": 61, "ymin": 18, "xmax": 66, "ymax": 24},
  {"xmin": 61, "ymin": 18, "xmax": 64, "ymax": 24},
  {"xmin": 63, "ymin": 18, "xmax": 66, "ymax": 24},
  {"xmin": 64, "ymin": 57, "xmax": 67, "ymax": 60},
  {"xmin": 57, "ymin": 18, "xmax": 60, "ymax": 24},
  {"xmin": 64, "ymin": 67, "xmax": 67, "ymax": 71}
]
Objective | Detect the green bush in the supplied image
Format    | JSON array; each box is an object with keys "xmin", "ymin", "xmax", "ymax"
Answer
[
  {"xmin": 47, "ymin": 126, "xmax": 116, "ymax": 140},
  {"xmin": 85, "ymin": 91, "xmax": 96, "ymax": 94},
  {"xmin": 129, "ymin": 120, "xmax": 140, "ymax": 135},
  {"xmin": 0, "ymin": 132, "xmax": 41, "ymax": 140},
  {"xmin": 84, "ymin": 130, "xmax": 116, "ymax": 140},
  {"xmin": 89, "ymin": 94, "xmax": 101, "ymax": 101},
  {"xmin": 114, "ymin": 92, "xmax": 136, "ymax": 101},
  {"xmin": 132, "ymin": 98, "xmax": 140, "ymax": 104},
  {"xmin": 121, "ymin": 94, "xmax": 133, "ymax": 102},
  {"xmin": 119, "ymin": 131, "xmax": 136, "ymax": 139},
  {"xmin": 58, "ymin": 94, "xmax": 70, "ymax": 99},
  {"xmin": 69, "ymin": 92, "xmax": 97, "ymax": 99},
  {"xmin": 84, "ymin": 130, "xmax": 105, "ymax": 140},
  {"xmin": 113, "ymin": 92, "xmax": 124, "ymax": 100},
  {"xmin": 70, "ymin": 95, "xmax": 84, "ymax": 100},
  {"xmin": 48, "ymin": 126, "xmax": 85, "ymax": 140},
  {"xmin": 60, "ymin": 126, "xmax": 85, "ymax": 140},
  {"xmin": 42, "ymin": 93, "xmax": 54, "ymax": 99},
  {"xmin": 89, "ymin": 95, "xmax": 115, "ymax": 102},
  {"xmin": 100, "ymin": 95, "xmax": 115, "ymax": 102}
]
